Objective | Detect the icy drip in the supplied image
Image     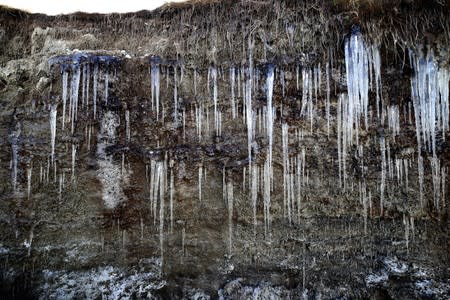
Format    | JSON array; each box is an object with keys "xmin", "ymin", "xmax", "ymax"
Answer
[
  {"xmin": 173, "ymin": 65, "xmax": 178, "ymax": 124},
  {"xmin": 70, "ymin": 64, "xmax": 81, "ymax": 134},
  {"xmin": 280, "ymin": 69, "xmax": 285, "ymax": 97},
  {"xmin": 370, "ymin": 46, "xmax": 382, "ymax": 118},
  {"xmin": 410, "ymin": 49, "xmax": 449, "ymax": 155},
  {"xmin": 226, "ymin": 180, "xmax": 234, "ymax": 255},
  {"xmin": 49, "ymin": 104, "xmax": 57, "ymax": 164},
  {"xmin": 380, "ymin": 136, "xmax": 386, "ymax": 216},
  {"xmin": 61, "ymin": 70, "xmax": 68, "ymax": 130},
  {"xmin": 387, "ymin": 105, "xmax": 400, "ymax": 139},
  {"xmin": 148, "ymin": 159, "xmax": 166, "ymax": 265},
  {"xmin": 85, "ymin": 64, "xmax": 90, "ymax": 109},
  {"xmin": 326, "ymin": 62, "xmax": 331, "ymax": 137},
  {"xmin": 93, "ymin": 63, "xmax": 98, "ymax": 119},
  {"xmin": 157, "ymin": 162, "xmax": 166, "ymax": 268},
  {"xmin": 245, "ymin": 71, "xmax": 254, "ymax": 165},
  {"xmin": 151, "ymin": 62, "xmax": 161, "ymax": 119},
  {"xmin": 337, "ymin": 93, "xmax": 350, "ymax": 188},
  {"xmin": 82, "ymin": 65, "xmax": 87, "ymax": 108},
  {"xmin": 125, "ymin": 110, "xmax": 130, "ymax": 143},
  {"xmin": 251, "ymin": 164, "xmax": 258, "ymax": 236},
  {"xmin": 263, "ymin": 159, "xmax": 271, "ymax": 239},
  {"xmin": 210, "ymin": 66, "xmax": 219, "ymax": 135},
  {"xmin": 71, "ymin": 144, "xmax": 76, "ymax": 181},
  {"xmin": 430, "ymin": 156, "xmax": 446, "ymax": 212},
  {"xmin": 246, "ymin": 37, "xmax": 255, "ymax": 165},
  {"xmin": 230, "ymin": 67, "xmax": 236, "ymax": 119},
  {"xmin": 26, "ymin": 164, "xmax": 32, "ymax": 200},
  {"xmin": 104, "ymin": 70, "xmax": 109, "ymax": 105},
  {"xmin": 301, "ymin": 67, "xmax": 314, "ymax": 133},
  {"xmin": 97, "ymin": 111, "xmax": 127, "ymax": 209},
  {"xmin": 266, "ymin": 64, "xmax": 275, "ymax": 186},
  {"xmin": 344, "ymin": 29, "xmax": 369, "ymax": 131},
  {"xmin": 282, "ymin": 123, "xmax": 291, "ymax": 223},
  {"xmin": 169, "ymin": 159, "xmax": 174, "ymax": 234},
  {"xmin": 198, "ymin": 165, "xmax": 203, "ymax": 202},
  {"xmin": 296, "ymin": 147, "xmax": 306, "ymax": 221}
]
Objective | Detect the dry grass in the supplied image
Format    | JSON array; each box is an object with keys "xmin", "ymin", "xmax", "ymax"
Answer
[{"xmin": 0, "ymin": 0, "xmax": 449, "ymax": 66}]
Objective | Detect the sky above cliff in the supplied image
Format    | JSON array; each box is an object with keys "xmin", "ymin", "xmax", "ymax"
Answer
[{"xmin": 0, "ymin": 0, "xmax": 187, "ymax": 15}]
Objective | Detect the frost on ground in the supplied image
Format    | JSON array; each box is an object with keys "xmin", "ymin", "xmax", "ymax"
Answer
[
  {"xmin": 218, "ymin": 278, "xmax": 290, "ymax": 300},
  {"xmin": 39, "ymin": 265, "xmax": 166, "ymax": 300},
  {"xmin": 365, "ymin": 256, "xmax": 450, "ymax": 299}
]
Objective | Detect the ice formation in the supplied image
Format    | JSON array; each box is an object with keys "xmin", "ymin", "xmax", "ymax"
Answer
[{"xmin": 49, "ymin": 104, "xmax": 57, "ymax": 163}]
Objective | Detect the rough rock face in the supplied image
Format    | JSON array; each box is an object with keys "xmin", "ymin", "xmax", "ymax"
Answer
[{"xmin": 0, "ymin": 1, "xmax": 449, "ymax": 299}]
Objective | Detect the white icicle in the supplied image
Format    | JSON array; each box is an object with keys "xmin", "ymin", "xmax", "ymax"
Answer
[
  {"xmin": 170, "ymin": 159, "xmax": 174, "ymax": 234},
  {"xmin": 71, "ymin": 144, "xmax": 76, "ymax": 181},
  {"xmin": 173, "ymin": 65, "xmax": 178, "ymax": 124},
  {"xmin": 151, "ymin": 62, "xmax": 161, "ymax": 119},
  {"xmin": 344, "ymin": 29, "xmax": 369, "ymax": 130},
  {"xmin": 282, "ymin": 123, "xmax": 289, "ymax": 221},
  {"xmin": 198, "ymin": 164, "xmax": 202, "ymax": 202},
  {"xmin": 227, "ymin": 180, "xmax": 234, "ymax": 255},
  {"xmin": 387, "ymin": 105, "xmax": 400, "ymax": 139},
  {"xmin": 230, "ymin": 67, "xmax": 236, "ymax": 119},
  {"xmin": 211, "ymin": 66, "xmax": 219, "ymax": 135},
  {"xmin": 125, "ymin": 110, "xmax": 130, "ymax": 143},
  {"xmin": 61, "ymin": 70, "xmax": 68, "ymax": 130},
  {"xmin": 70, "ymin": 64, "xmax": 81, "ymax": 134},
  {"xmin": 26, "ymin": 164, "xmax": 32, "ymax": 200},
  {"xmin": 104, "ymin": 71, "xmax": 109, "ymax": 105},
  {"xmin": 266, "ymin": 64, "xmax": 275, "ymax": 183},
  {"xmin": 93, "ymin": 63, "xmax": 98, "ymax": 119},
  {"xmin": 410, "ymin": 49, "xmax": 449, "ymax": 155},
  {"xmin": 50, "ymin": 104, "xmax": 57, "ymax": 164},
  {"xmin": 380, "ymin": 136, "xmax": 386, "ymax": 216}
]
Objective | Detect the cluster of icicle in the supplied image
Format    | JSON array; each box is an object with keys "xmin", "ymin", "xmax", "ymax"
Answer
[
  {"xmin": 409, "ymin": 47, "xmax": 449, "ymax": 212},
  {"xmin": 26, "ymin": 27, "xmax": 448, "ymax": 248}
]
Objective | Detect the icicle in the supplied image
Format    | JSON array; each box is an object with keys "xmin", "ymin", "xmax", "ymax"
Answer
[
  {"xmin": 70, "ymin": 64, "xmax": 81, "ymax": 134},
  {"xmin": 61, "ymin": 70, "xmax": 68, "ymax": 130},
  {"xmin": 11, "ymin": 144, "xmax": 18, "ymax": 192},
  {"xmin": 104, "ymin": 71, "xmax": 109, "ymax": 105},
  {"xmin": 326, "ymin": 62, "xmax": 331, "ymax": 138},
  {"xmin": 371, "ymin": 46, "xmax": 382, "ymax": 118},
  {"xmin": 388, "ymin": 105, "xmax": 400, "ymax": 139},
  {"xmin": 158, "ymin": 162, "xmax": 165, "ymax": 268},
  {"xmin": 82, "ymin": 64, "xmax": 87, "ymax": 108},
  {"xmin": 85, "ymin": 64, "xmax": 90, "ymax": 109},
  {"xmin": 380, "ymin": 136, "xmax": 386, "ymax": 216},
  {"xmin": 173, "ymin": 65, "xmax": 178, "ymax": 124},
  {"xmin": 230, "ymin": 67, "xmax": 236, "ymax": 119},
  {"xmin": 93, "ymin": 63, "xmax": 98, "ymax": 119},
  {"xmin": 266, "ymin": 64, "xmax": 275, "ymax": 181},
  {"xmin": 125, "ymin": 110, "xmax": 130, "ymax": 143},
  {"xmin": 410, "ymin": 49, "xmax": 449, "ymax": 155},
  {"xmin": 263, "ymin": 158, "xmax": 271, "ymax": 240},
  {"xmin": 210, "ymin": 66, "xmax": 219, "ymax": 135},
  {"xmin": 26, "ymin": 164, "xmax": 32, "ymax": 200},
  {"xmin": 245, "ymin": 72, "xmax": 254, "ymax": 164},
  {"xmin": 71, "ymin": 144, "xmax": 76, "ymax": 181},
  {"xmin": 182, "ymin": 108, "xmax": 186, "ymax": 141},
  {"xmin": 58, "ymin": 172, "xmax": 63, "ymax": 202},
  {"xmin": 251, "ymin": 164, "xmax": 258, "ymax": 237},
  {"xmin": 151, "ymin": 61, "xmax": 160, "ymax": 119},
  {"xmin": 50, "ymin": 104, "xmax": 57, "ymax": 164},
  {"xmin": 198, "ymin": 164, "xmax": 203, "ymax": 202},
  {"xmin": 169, "ymin": 159, "xmax": 174, "ymax": 234},
  {"xmin": 227, "ymin": 180, "xmax": 233, "ymax": 255},
  {"xmin": 282, "ymin": 123, "xmax": 290, "ymax": 221},
  {"xmin": 344, "ymin": 27, "xmax": 369, "ymax": 130}
]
